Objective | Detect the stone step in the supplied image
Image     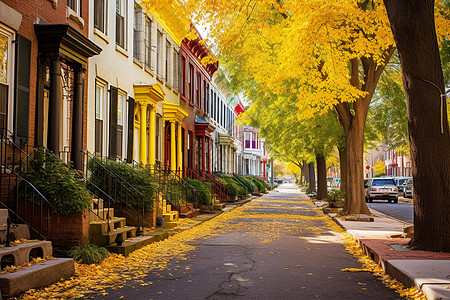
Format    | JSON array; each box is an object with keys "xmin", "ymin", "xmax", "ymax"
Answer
[
  {"xmin": 163, "ymin": 211, "xmax": 178, "ymax": 223},
  {"xmin": 0, "ymin": 209, "xmax": 8, "ymax": 225},
  {"xmin": 179, "ymin": 203, "xmax": 194, "ymax": 213},
  {"xmin": 106, "ymin": 235, "xmax": 156, "ymax": 256},
  {"xmin": 0, "ymin": 258, "xmax": 74, "ymax": 297},
  {"xmin": 90, "ymin": 208, "xmax": 114, "ymax": 222},
  {"xmin": 214, "ymin": 203, "xmax": 226, "ymax": 211},
  {"xmin": 179, "ymin": 209, "xmax": 200, "ymax": 219},
  {"xmin": 90, "ymin": 198, "xmax": 104, "ymax": 210},
  {"xmin": 90, "ymin": 226, "xmax": 137, "ymax": 247},
  {"xmin": 164, "ymin": 221, "xmax": 180, "ymax": 229},
  {"xmin": 89, "ymin": 217, "xmax": 126, "ymax": 235},
  {"xmin": 0, "ymin": 224, "xmax": 30, "ymax": 243}
]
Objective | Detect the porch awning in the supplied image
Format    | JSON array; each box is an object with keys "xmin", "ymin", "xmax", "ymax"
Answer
[
  {"xmin": 35, "ymin": 24, "xmax": 102, "ymax": 65},
  {"xmin": 195, "ymin": 116, "xmax": 215, "ymax": 138}
]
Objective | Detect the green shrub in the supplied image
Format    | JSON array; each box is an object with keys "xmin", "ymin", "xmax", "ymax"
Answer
[
  {"xmin": 90, "ymin": 159, "xmax": 158, "ymax": 211},
  {"xmin": 220, "ymin": 175, "xmax": 248, "ymax": 198},
  {"xmin": 22, "ymin": 148, "xmax": 91, "ymax": 216},
  {"xmin": 68, "ymin": 240, "xmax": 109, "ymax": 264},
  {"xmin": 246, "ymin": 176, "xmax": 266, "ymax": 193},
  {"xmin": 235, "ymin": 176, "xmax": 258, "ymax": 193},
  {"xmin": 184, "ymin": 178, "xmax": 212, "ymax": 205}
]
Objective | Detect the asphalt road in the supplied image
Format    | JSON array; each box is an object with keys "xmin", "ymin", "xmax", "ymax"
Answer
[
  {"xmin": 91, "ymin": 183, "xmax": 403, "ymax": 300},
  {"xmin": 367, "ymin": 202, "xmax": 414, "ymax": 224}
]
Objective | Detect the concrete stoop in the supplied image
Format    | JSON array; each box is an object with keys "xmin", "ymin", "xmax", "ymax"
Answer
[
  {"xmin": 213, "ymin": 200, "xmax": 226, "ymax": 211},
  {"xmin": 159, "ymin": 200, "xmax": 180, "ymax": 229},
  {"xmin": 0, "ymin": 258, "xmax": 74, "ymax": 297},
  {"xmin": 0, "ymin": 239, "xmax": 74, "ymax": 297},
  {"xmin": 179, "ymin": 203, "xmax": 200, "ymax": 219},
  {"xmin": 105, "ymin": 235, "xmax": 156, "ymax": 256}
]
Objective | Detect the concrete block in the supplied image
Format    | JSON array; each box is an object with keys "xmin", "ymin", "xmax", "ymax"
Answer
[
  {"xmin": 106, "ymin": 236, "xmax": 156, "ymax": 256},
  {"xmin": 0, "ymin": 210, "xmax": 8, "ymax": 225},
  {"xmin": 0, "ymin": 241, "xmax": 52, "ymax": 267},
  {"xmin": 89, "ymin": 217, "xmax": 126, "ymax": 235},
  {"xmin": 0, "ymin": 258, "xmax": 74, "ymax": 297},
  {"xmin": 0, "ymin": 224, "xmax": 30, "ymax": 243},
  {"xmin": 90, "ymin": 208, "xmax": 114, "ymax": 222}
]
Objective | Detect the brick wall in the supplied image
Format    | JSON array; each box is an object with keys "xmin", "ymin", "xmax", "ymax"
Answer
[{"xmin": 1, "ymin": 0, "xmax": 90, "ymax": 147}]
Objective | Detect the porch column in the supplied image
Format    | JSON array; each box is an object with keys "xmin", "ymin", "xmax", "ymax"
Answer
[
  {"xmin": 170, "ymin": 120, "xmax": 176, "ymax": 170},
  {"xmin": 202, "ymin": 136, "xmax": 206, "ymax": 172},
  {"xmin": 139, "ymin": 103, "xmax": 147, "ymax": 164},
  {"xmin": 177, "ymin": 122, "xmax": 182, "ymax": 173},
  {"xmin": 208, "ymin": 138, "xmax": 211, "ymax": 173},
  {"xmin": 72, "ymin": 66, "xmax": 84, "ymax": 170},
  {"xmin": 48, "ymin": 58, "xmax": 62, "ymax": 154},
  {"xmin": 148, "ymin": 104, "xmax": 156, "ymax": 166}
]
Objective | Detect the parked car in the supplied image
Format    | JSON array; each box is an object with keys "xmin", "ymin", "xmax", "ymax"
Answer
[
  {"xmin": 403, "ymin": 179, "xmax": 413, "ymax": 198},
  {"xmin": 393, "ymin": 177, "xmax": 412, "ymax": 193},
  {"xmin": 364, "ymin": 178, "xmax": 399, "ymax": 203}
]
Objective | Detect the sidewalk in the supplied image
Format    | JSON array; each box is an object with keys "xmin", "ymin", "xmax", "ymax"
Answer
[{"xmin": 330, "ymin": 208, "xmax": 450, "ymax": 300}]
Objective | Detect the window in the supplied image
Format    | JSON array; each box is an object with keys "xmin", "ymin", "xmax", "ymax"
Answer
[
  {"xmin": 116, "ymin": 0, "xmax": 126, "ymax": 48},
  {"xmin": 165, "ymin": 40, "xmax": 171, "ymax": 83},
  {"xmin": 181, "ymin": 55, "xmax": 186, "ymax": 96},
  {"xmin": 144, "ymin": 17, "xmax": 151, "ymax": 68},
  {"xmin": 95, "ymin": 81, "xmax": 107, "ymax": 156},
  {"xmin": 156, "ymin": 31, "xmax": 162, "ymax": 75},
  {"xmin": 245, "ymin": 132, "xmax": 250, "ymax": 148},
  {"xmin": 173, "ymin": 51, "xmax": 178, "ymax": 90},
  {"xmin": 188, "ymin": 64, "xmax": 194, "ymax": 103},
  {"xmin": 252, "ymin": 132, "xmax": 257, "ymax": 149},
  {"xmin": 94, "ymin": 0, "xmax": 105, "ymax": 32},
  {"xmin": 133, "ymin": 4, "xmax": 141, "ymax": 60},
  {"xmin": 0, "ymin": 28, "xmax": 13, "ymax": 131},
  {"xmin": 67, "ymin": 0, "xmax": 81, "ymax": 15},
  {"xmin": 196, "ymin": 73, "xmax": 200, "ymax": 108},
  {"xmin": 204, "ymin": 81, "xmax": 208, "ymax": 113},
  {"xmin": 117, "ymin": 93, "xmax": 125, "ymax": 158}
]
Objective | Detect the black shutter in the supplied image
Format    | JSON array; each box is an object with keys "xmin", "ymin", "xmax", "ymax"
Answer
[
  {"xmin": 126, "ymin": 97, "xmax": 135, "ymax": 163},
  {"xmin": 109, "ymin": 86, "xmax": 118, "ymax": 158},
  {"xmin": 14, "ymin": 35, "xmax": 31, "ymax": 144}
]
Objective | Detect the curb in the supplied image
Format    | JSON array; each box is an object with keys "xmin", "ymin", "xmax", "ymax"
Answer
[{"xmin": 327, "ymin": 213, "xmax": 449, "ymax": 300}]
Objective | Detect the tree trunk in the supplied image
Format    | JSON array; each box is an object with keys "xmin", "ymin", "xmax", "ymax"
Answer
[
  {"xmin": 338, "ymin": 146, "xmax": 347, "ymax": 193},
  {"xmin": 316, "ymin": 154, "xmax": 328, "ymax": 200},
  {"xmin": 303, "ymin": 160, "xmax": 310, "ymax": 187},
  {"xmin": 384, "ymin": 0, "xmax": 450, "ymax": 251},
  {"xmin": 299, "ymin": 164, "xmax": 305, "ymax": 185},
  {"xmin": 308, "ymin": 162, "xmax": 316, "ymax": 192},
  {"xmin": 342, "ymin": 120, "xmax": 371, "ymax": 215}
]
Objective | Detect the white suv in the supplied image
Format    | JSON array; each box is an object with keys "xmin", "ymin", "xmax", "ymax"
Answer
[{"xmin": 364, "ymin": 178, "xmax": 399, "ymax": 203}]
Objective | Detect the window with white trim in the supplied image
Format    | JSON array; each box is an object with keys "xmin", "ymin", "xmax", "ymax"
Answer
[
  {"xmin": 0, "ymin": 26, "xmax": 14, "ymax": 132},
  {"xmin": 116, "ymin": 0, "xmax": 126, "ymax": 48}
]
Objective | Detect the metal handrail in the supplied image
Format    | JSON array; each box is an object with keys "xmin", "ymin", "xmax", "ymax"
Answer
[{"xmin": 83, "ymin": 151, "xmax": 145, "ymax": 234}]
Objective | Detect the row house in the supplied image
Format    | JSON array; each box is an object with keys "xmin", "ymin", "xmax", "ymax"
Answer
[
  {"xmin": 0, "ymin": 0, "xmax": 102, "ymax": 246},
  {"xmin": 0, "ymin": 0, "xmax": 101, "ymax": 168},
  {"xmin": 243, "ymin": 126, "xmax": 270, "ymax": 179},
  {"xmin": 87, "ymin": 0, "xmax": 188, "ymax": 171},
  {"xmin": 207, "ymin": 78, "xmax": 245, "ymax": 175},
  {"xmin": 366, "ymin": 146, "xmax": 412, "ymax": 178},
  {"xmin": 0, "ymin": 0, "xmax": 258, "ymax": 248}
]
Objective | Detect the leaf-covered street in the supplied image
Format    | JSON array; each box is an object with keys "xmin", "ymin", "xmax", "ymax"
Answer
[{"xmin": 21, "ymin": 184, "xmax": 406, "ymax": 299}]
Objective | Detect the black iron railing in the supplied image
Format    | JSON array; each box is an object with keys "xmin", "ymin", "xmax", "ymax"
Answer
[
  {"xmin": 0, "ymin": 128, "xmax": 54, "ymax": 240},
  {"xmin": 83, "ymin": 151, "xmax": 145, "ymax": 234}
]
